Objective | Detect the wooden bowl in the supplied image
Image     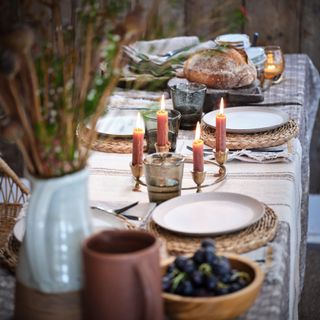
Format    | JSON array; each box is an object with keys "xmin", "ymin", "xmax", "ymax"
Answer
[{"xmin": 162, "ymin": 253, "xmax": 264, "ymax": 320}]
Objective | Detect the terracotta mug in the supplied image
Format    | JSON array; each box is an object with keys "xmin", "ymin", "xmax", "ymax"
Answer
[{"xmin": 82, "ymin": 230, "xmax": 164, "ymax": 320}]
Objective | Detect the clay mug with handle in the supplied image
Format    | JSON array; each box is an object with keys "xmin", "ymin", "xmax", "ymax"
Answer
[{"xmin": 82, "ymin": 229, "xmax": 164, "ymax": 320}]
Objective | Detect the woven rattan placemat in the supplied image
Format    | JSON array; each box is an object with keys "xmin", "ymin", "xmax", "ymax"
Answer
[
  {"xmin": 79, "ymin": 126, "xmax": 138, "ymax": 154},
  {"xmin": 201, "ymin": 119, "xmax": 299, "ymax": 150},
  {"xmin": 148, "ymin": 205, "xmax": 278, "ymax": 256}
]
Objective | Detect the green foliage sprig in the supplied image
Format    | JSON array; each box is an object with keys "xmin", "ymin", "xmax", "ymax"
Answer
[{"xmin": 0, "ymin": 0, "xmax": 145, "ymax": 177}]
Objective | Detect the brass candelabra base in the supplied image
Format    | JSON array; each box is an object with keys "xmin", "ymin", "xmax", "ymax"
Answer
[
  {"xmin": 191, "ymin": 171, "xmax": 206, "ymax": 193},
  {"xmin": 154, "ymin": 142, "xmax": 170, "ymax": 153},
  {"xmin": 129, "ymin": 162, "xmax": 143, "ymax": 192},
  {"xmin": 214, "ymin": 149, "xmax": 228, "ymax": 166}
]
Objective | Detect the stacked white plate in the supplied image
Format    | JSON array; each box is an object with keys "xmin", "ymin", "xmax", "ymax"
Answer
[{"xmin": 215, "ymin": 34, "xmax": 251, "ymax": 49}]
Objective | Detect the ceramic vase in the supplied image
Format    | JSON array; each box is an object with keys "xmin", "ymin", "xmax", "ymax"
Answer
[{"xmin": 15, "ymin": 169, "xmax": 92, "ymax": 320}]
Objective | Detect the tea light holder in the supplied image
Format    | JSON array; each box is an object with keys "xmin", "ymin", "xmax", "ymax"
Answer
[
  {"xmin": 191, "ymin": 171, "xmax": 206, "ymax": 193},
  {"xmin": 130, "ymin": 154, "xmax": 227, "ymax": 198},
  {"xmin": 155, "ymin": 142, "xmax": 170, "ymax": 153},
  {"xmin": 130, "ymin": 162, "xmax": 143, "ymax": 192}
]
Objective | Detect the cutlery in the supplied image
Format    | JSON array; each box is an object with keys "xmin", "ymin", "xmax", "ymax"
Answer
[
  {"xmin": 158, "ymin": 44, "xmax": 197, "ymax": 58},
  {"xmin": 91, "ymin": 201, "xmax": 142, "ymax": 221}
]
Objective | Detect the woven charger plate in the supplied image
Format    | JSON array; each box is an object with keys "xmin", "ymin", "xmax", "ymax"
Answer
[
  {"xmin": 148, "ymin": 205, "xmax": 278, "ymax": 256},
  {"xmin": 79, "ymin": 126, "xmax": 147, "ymax": 154},
  {"xmin": 201, "ymin": 119, "xmax": 298, "ymax": 150}
]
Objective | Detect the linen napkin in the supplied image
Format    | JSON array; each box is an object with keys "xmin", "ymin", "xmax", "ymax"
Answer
[
  {"xmin": 179, "ymin": 140, "xmax": 294, "ymax": 164},
  {"xmin": 124, "ymin": 36, "xmax": 216, "ymax": 76},
  {"xmin": 129, "ymin": 36, "xmax": 216, "ymax": 63}
]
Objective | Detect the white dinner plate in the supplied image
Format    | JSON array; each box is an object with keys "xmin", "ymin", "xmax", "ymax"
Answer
[
  {"xmin": 202, "ymin": 107, "xmax": 289, "ymax": 133},
  {"xmin": 87, "ymin": 109, "xmax": 139, "ymax": 137},
  {"xmin": 13, "ymin": 208, "xmax": 130, "ymax": 242},
  {"xmin": 152, "ymin": 192, "xmax": 265, "ymax": 236}
]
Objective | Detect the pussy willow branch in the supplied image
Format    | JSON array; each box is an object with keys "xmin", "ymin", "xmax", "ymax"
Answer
[{"xmin": 79, "ymin": 43, "xmax": 126, "ymax": 167}]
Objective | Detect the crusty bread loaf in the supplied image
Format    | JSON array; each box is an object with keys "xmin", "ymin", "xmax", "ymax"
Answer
[{"xmin": 183, "ymin": 48, "xmax": 257, "ymax": 89}]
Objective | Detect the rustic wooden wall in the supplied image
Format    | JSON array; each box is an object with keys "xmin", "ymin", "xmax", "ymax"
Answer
[{"xmin": 1, "ymin": 0, "xmax": 319, "ymax": 191}]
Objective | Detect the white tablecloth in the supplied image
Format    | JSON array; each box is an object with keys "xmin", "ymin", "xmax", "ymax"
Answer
[{"xmin": 88, "ymin": 137, "xmax": 302, "ymax": 320}]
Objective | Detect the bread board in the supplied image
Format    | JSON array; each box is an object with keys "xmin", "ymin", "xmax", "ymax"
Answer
[{"xmin": 168, "ymin": 77, "xmax": 264, "ymax": 113}]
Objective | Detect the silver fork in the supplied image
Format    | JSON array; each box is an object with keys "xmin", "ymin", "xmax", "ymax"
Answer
[{"xmin": 91, "ymin": 201, "xmax": 142, "ymax": 221}]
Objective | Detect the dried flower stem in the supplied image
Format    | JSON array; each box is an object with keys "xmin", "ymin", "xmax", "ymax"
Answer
[
  {"xmin": 79, "ymin": 23, "xmax": 93, "ymax": 103},
  {"xmin": 23, "ymin": 54, "xmax": 42, "ymax": 124},
  {"xmin": 16, "ymin": 140, "xmax": 35, "ymax": 174},
  {"xmin": 80, "ymin": 43, "xmax": 125, "ymax": 166},
  {"xmin": 8, "ymin": 80, "xmax": 43, "ymax": 174}
]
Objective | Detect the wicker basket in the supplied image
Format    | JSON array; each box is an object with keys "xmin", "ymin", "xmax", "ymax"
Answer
[{"xmin": 0, "ymin": 158, "xmax": 29, "ymax": 252}]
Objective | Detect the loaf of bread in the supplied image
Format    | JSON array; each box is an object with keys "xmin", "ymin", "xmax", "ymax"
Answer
[{"xmin": 183, "ymin": 48, "xmax": 257, "ymax": 89}]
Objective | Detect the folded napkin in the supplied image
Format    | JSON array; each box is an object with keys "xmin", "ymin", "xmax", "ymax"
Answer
[
  {"xmin": 225, "ymin": 144, "xmax": 293, "ymax": 163},
  {"xmin": 179, "ymin": 140, "xmax": 294, "ymax": 164},
  {"xmin": 132, "ymin": 36, "xmax": 200, "ymax": 57},
  {"xmin": 131, "ymin": 36, "xmax": 216, "ymax": 63},
  {"xmin": 124, "ymin": 36, "xmax": 216, "ymax": 76}
]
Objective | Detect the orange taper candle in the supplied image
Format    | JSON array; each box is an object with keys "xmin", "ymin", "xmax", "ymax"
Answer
[
  {"xmin": 216, "ymin": 98, "xmax": 226, "ymax": 152},
  {"xmin": 193, "ymin": 122, "xmax": 204, "ymax": 172},
  {"xmin": 157, "ymin": 94, "xmax": 168, "ymax": 146},
  {"xmin": 132, "ymin": 112, "xmax": 144, "ymax": 165}
]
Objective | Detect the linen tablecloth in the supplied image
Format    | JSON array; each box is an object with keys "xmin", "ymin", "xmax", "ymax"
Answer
[
  {"xmin": 260, "ymin": 54, "xmax": 320, "ymax": 291},
  {"xmin": 87, "ymin": 136, "xmax": 301, "ymax": 320},
  {"xmin": 0, "ymin": 54, "xmax": 319, "ymax": 320}
]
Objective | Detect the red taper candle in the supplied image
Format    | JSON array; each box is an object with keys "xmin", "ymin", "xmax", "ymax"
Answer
[
  {"xmin": 193, "ymin": 122, "xmax": 204, "ymax": 172},
  {"xmin": 132, "ymin": 112, "xmax": 144, "ymax": 165},
  {"xmin": 216, "ymin": 98, "xmax": 226, "ymax": 152},
  {"xmin": 157, "ymin": 94, "xmax": 168, "ymax": 146}
]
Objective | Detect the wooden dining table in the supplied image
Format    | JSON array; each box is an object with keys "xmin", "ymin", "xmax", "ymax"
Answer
[{"xmin": 0, "ymin": 54, "xmax": 319, "ymax": 320}]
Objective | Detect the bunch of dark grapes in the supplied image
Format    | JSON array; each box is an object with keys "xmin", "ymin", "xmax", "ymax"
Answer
[{"xmin": 162, "ymin": 239, "xmax": 251, "ymax": 297}]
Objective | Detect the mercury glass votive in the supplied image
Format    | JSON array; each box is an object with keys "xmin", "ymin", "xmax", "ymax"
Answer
[
  {"xmin": 170, "ymin": 82, "xmax": 207, "ymax": 130},
  {"xmin": 143, "ymin": 153, "xmax": 184, "ymax": 203}
]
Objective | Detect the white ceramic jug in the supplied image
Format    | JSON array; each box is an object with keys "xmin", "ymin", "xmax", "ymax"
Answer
[{"xmin": 16, "ymin": 169, "xmax": 92, "ymax": 293}]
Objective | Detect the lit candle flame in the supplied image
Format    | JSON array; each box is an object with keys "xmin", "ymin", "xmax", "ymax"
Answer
[
  {"xmin": 267, "ymin": 52, "xmax": 274, "ymax": 64},
  {"xmin": 135, "ymin": 112, "xmax": 144, "ymax": 132},
  {"xmin": 195, "ymin": 122, "xmax": 201, "ymax": 141},
  {"xmin": 219, "ymin": 97, "xmax": 224, "ymax": 115},
  {"xmin": 160, "ymin": 94, "xmax": 165, "ymax": 111}
]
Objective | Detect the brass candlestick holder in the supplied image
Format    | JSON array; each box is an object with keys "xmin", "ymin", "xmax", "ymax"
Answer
[
  {"xmin": 154, "ymin": 142, "xmax": 170, "ymax": 153},
  {"xmin": 214, "ymin": 149, "xmax": 228, "ymax": 166},
  {"xmin": 129, "ymin": 162, "xmax": 143, "ymax": 192},
  {"xmin": 191, "ymin": 171, "xmax": 206, "ymax": 193}
]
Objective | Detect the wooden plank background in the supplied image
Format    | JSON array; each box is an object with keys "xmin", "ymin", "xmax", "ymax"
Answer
[{"xmin": 0, "ymin": 0, "xmax": 319, "ymax": 192}]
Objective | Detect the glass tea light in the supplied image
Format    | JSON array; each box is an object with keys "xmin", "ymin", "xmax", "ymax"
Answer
[
  {"xmin": 264, "ymin": 46, "xmax": 285, "ymax": 81},
  {"xmin": 143, "ymin": 153, "xmax": 184, "ymax": 203}
]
